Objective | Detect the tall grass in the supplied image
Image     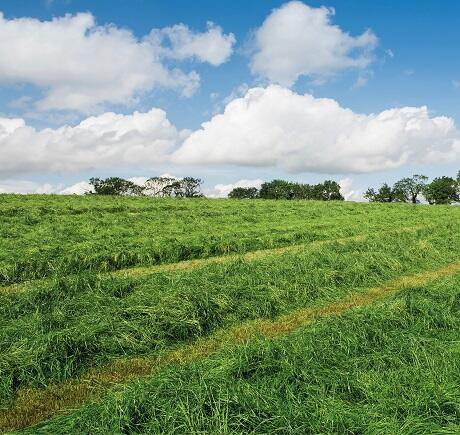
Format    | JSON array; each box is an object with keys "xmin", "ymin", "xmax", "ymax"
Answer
[
  {"xmin": 1, "ymin": 195, "xmax": 455, "ymax": 284},
  {"xmin": 1, "ymin": 226, "xmax": 459, "ymax": 408},
  {"xmin": 2, "ymin": 197, "xmax": 460, "ymax": 433},
  {"xmin": 28, "ymin": 271, "xmax": 460, "ymax": 434}
]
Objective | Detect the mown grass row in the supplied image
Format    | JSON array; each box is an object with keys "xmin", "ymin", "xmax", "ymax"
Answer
[
  {"xmin": 0, "ymin": 224, "xmax": 423, "ymax": 296},
  {"xmin": 1, "ymin": 196, "xmax": 455, "ymax": 284},
  {"xmin": 3, "ymin": 259, "xmax": 460, "ymax": 434},
  {"xmin": 1, "ymin": 225, "xmax": 459, "ymax": 417},
  {"xmin": 24, "ymin": 269, "xmax": 460, "ymax": 434}
]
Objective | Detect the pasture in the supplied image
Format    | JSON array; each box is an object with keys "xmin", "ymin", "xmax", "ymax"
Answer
[{"xmin": 1, "ymin": 195, "xmax": 460, "ymax": 433}]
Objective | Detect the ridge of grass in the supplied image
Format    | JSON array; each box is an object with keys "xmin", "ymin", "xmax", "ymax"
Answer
[
  {"xmin": 31, "ymin": 270, "xmax": 460, "ymax": 435},
  {"xmin": 0, "ymin": 223, "xmax": 426, "ymax": 296},
  {"xmin": 1, "ymin": 196, "xmax": 453, "ymax": 285},
  {"xmin": 1, "ymin": 225, "xmax": 453, "ymax": 407},
  {"xmin": 2, "ymin": 257, "xmax": 460, "ymax": 433}
]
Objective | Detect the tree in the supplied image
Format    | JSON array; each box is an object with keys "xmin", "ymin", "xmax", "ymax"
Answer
[
  {"xmin": 424, "ymin": 177, "xmax": 458, "ymax": 205},
  {"xmin": 144, "ymin": 177, "xmax": 177, "ymax": 197},
  {"xmin": 228, "ymin": 187, "xmax": 259, "ymax": 199},
  {"xmin": 364, "ymin": 183, "xmax": 394, "ymax": 202},
  {"xmin": 89, "ymin": 177, "xmax": 144, "ymax": 196},
  {"xmin": 456, "ymin": 171, "xmax": 460, "ymax": 197},
  {"xmin": 364, "ymin": 187, "xmax": 377, "ymax": 202},
  {"xmin": 317, "ymin": 180, "xmax": 344, "ymax": 201},
  {"xmin": 392, "ymin": 174, "xmax": 428, "ymax": 204},
  {"xmin": 259, "ymin": 180, "xmax": 294, "ymax": 199},
  {"xmin": 181, "ymin": 177, "xmax": 203, "ymax": 197}
]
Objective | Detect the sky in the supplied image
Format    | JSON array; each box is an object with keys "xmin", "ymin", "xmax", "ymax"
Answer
[{"xmin": 1, "ymin": 0, "xmax": 460, "ymax": 199}]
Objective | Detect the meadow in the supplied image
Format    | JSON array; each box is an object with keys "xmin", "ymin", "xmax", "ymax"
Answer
[{"xmin": 1, "ymin": 195, "xmax": 460, "ymax": 433}]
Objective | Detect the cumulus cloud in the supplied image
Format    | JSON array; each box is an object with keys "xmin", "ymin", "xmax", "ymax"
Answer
[
  {"xmin": 250, "ymin": 1, "xmax": 378, "ymax": 85},
  {"xmin": 204, "ymin": 179, "xmax": 264, "ymax": 198},
  {"xmin": 0, "ymin": 12, "xmax": 235, "ymax": 112},
  {"xmin": 0, "ymin": 179, "xmax": 58, "ymax": 194},
  {"xmin": 174, "ymin": 85, "xmax": 460, "ymax": 173},
  {"xmin": 0, "ymin": 109, "xmax": 181, "ymax": 177},
  {"xmin": 149, "ymin": 22, "xmax": 235, "ymax": 66},
  {"xmin": 59, "ymin": 181, "xmax": 92, "ymax": 195},
  {"xmin": 339, "ymin": 178, "xmax": 364, "ymax": 202},
  {"xmin": 3, "ymin": 85, "xmax": 460, "ymax": 180}
]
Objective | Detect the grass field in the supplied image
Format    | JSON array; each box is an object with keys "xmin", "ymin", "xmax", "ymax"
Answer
[{"xmin": 1, "ymin": 195, "xmax": 460, "ymax": 433}]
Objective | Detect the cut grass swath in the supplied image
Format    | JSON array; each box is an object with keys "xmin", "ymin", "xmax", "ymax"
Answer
[
  {"xmin": 0, "ymin": 226, "xmax": 453, "ymax": 407},
  {"xmin": 0, "ymin": 223, "xmax": 425, "ymax": 296},
  {"xmin": 2, "ymin": 258, "xmax": 460, "ymax": 433},
  {"xmin": 33, "ymin": 271, "xmax": 460, "ymax": 434}
]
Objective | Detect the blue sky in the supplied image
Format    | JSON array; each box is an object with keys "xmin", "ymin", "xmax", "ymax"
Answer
[{"xmin": 0, "ymin": 0, "xmax": 460, "ymax": 197}]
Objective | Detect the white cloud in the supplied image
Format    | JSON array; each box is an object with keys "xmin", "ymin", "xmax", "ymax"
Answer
[
  {"xmin": 174, "ymin": 85, "xmax": 460, "ymax": 174},
  {"xmin": 59, "ymin": 181, "xmax": 92, "ymax": 195},
  {"xmin": 339, "ymin": 178, "xmax": 364, "ymax": 202},
  {"xmin": 0, "ymin": 179, "xmax": 59, "ymax": 194},
  {"xmin": 3, "ymin": 85, "xmax": 460, "ymax": 181},
  {"xmin": 453, "ymin": 80, "xmax": 460, "ymax": 89},
  {"xmin": 0, "ymin": 108, "xmax": 181, "ymax": 177},
  {"xmin": 250, "ymin": 1, "xmax": 377, "ymax": 86},
  {"xmin": 0, "ymin": 12, "xmax": 235, "ymax": 112},
  {"xmin": 149, "ymin": 22, "xmax": 235, "ymax": 66},
  {"xmin": 204, "ymin": 179, "xmax": 264, "ymax": 198}
]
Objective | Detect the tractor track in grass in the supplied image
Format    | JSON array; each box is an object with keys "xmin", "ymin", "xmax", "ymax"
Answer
[
  {"xmin": 0, "ymin": 224, "xmax": 428, "ymax": 296},
  {"xmin": 2, "ymin": 254, "xmax": 460, "ymax": 433}
]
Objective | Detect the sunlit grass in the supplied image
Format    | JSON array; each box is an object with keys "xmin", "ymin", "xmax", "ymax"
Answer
[{"xmin": 1, "ymin": 197, "xmax": 460, "ymax": 433}]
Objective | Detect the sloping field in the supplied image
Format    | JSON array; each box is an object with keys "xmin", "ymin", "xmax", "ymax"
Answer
[{"xmin": 1, "ymin": 196, "xmax": 460, "ymax": 433}]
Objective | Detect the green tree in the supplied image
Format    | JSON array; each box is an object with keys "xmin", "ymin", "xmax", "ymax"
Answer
[
  {"xmin": 89, "ymin": 177, "xmax": 144, "ymax": 196},
  {"xmin": 259, "ymin": 180, "xmax": 294, "ymax": 199},
  {"xmin": 364, "ymin": 183, "xmax": 394, "ymax": 202},
  {"xmin": 181, "ymin": 177, "xmax": 203, "ymax": 197},
  {"xmin": 228, "ymin": 187, "xmax": 259, "ymax": 199},
  {"xmin": 424, "ymin": 177, "xmax": 458, "ymax": 205},
  {"xmin": 392, "ymin": 174, "xmax": 428, "ymax": 204},
  {"xmin": 318, "ymin": 180, "xmax": 344, "ymax": 201},
  {"xmin": 456, "ymin": 171, "xmax": 460, "ymax": 197},
  {"xmin": 144, "ymin": 177, "xmax": 177, "ymax": 197}
]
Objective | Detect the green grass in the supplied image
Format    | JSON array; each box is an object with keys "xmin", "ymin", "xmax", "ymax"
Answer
[
  {"xmin": 28, "ymin": 270, "xmax": 460, "ymax": 435},
  {"xmin": 3, "ymin": 226, "xmax": 455, "ymax": 404},
  {"xmin": 1, "ymin": 195, "xmax": 456, "ymax": 284},
  {"xmin": 1, "ymin": 195, "xmax": 460, "ymax": 433}
]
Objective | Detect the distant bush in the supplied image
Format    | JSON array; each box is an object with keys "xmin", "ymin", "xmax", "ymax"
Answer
[
  {"xmin": 229, "ymin": 179, "xmax": 343, "ymax": 201},
  {"xmin": 228, "ymin": 187, "xmax": 259, "ymax": 199}
]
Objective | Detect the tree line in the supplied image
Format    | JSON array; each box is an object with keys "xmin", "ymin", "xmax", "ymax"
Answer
[
  {"xmin": 229, "ymin": 179, "xmax": 344, "ymax": 200},
  {"xmin": 87, "ymin": 176, "xmax": 344, "ymax": 201},
  {"xmin": 88, "ymin": 176, "xmax": 203, "ymax": 197},
  {"xmin": 365, "ymin": 172, "xmax": 460, "ymax": 205}
]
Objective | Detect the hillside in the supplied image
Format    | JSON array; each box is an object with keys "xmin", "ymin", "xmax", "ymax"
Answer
[{"xmin": 1, "ymin": 196, "xmax": 460, "ymax": 433}]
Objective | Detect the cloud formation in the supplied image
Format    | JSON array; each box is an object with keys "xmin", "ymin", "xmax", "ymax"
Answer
[
  {"xmin": 0, "ymin": 12, "xmax": 235, "ymax": 112},
  {"xmin": 149, "ymin": 22, "xmax": 235, "ymax": 66},
  {"xmin": 0, "ymin": 179, "xmax": 57, "ymax": 194},
  {"xmin": 175, "ymin": 85, "xmax": 460, "ymax": 173},
  {"xmin": 0, "ymin": 109, "xmax": 181, "ymax": 177},
  {"xmin": 250, "ymin": 1, "xmax": 377, "ymax": 85},
  {"xmin": 339, "ymin": 178, "xmax": 364, "ymax": 202},
  {"xmin": 2, "ymin": 85, "xmax": 460, "ymax": 180}
]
